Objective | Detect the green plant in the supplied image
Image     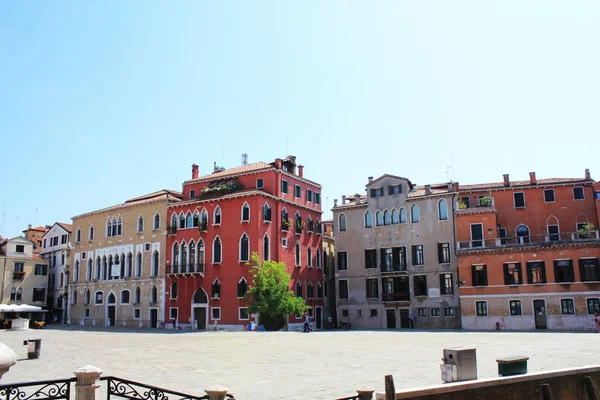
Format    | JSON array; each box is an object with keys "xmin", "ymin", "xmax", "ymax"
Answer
[
  {"xmin": 458, "ymin": 198, "xmax": 468, "ymax": 209},
  {"xmin": 245, "ymin": 253, "xmax": 308, "ymax": 331},
  {"xmin": 168, "ymin": 225, "xmax": 177, "ymax": 234},
  {"xmin": 578, "ymin": 223, "xmax": 595, "ymax": 238},
  {"xmin": 480, "ymin": 196, "xmax": 492, "ymax": 206}
]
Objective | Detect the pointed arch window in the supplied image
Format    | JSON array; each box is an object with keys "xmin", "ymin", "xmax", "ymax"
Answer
[
  {"xmin": 281, "ymin": 208, "xmax": 289, "ymax": 230},
  {"xmin": 117, "ymin": 217, "xmax": 122, "ymax": 235},
  {"xmin": 307, "ymin": 217, "xmax": 314, "ymax": 232},
  {"xmin": 240, "ymin": 234, "xmax": 250, "ymax": 262},
  {"xmin": 171, "ymin": 213, "xmax": 177, "ymax": 230},
  {"xmin": 263, "ymin": 234, "xmax": 270, "ymax": 261},
  {"xmin": 107, "ymin": 256, "xmax": 113, "ymax": 281},
  {"xmin": 307, "ymin": 281, "xmax": 314, "ymax": 299},
  {"xmin": 237, "ymin": 278, "xmax": 248, "ymax": 298},
  {"xmin": 89, "ymin": 225, "xmax": 94, "ymax": 240},
  {"xmin": 547, "ymin": 216, "xmax": 560, "ymax": 241},
  {"xmin": 516, "ymin": 225, "xmax": 530, "ymax": 244},
  {"xmin": 376, "ymin": 211, "xmax": 383, "ymax": 226},
  {"xmin": 192, "ymin": 210, "xmax": 200, "ymax": 227},
  {"xmin": 338, "ymin": 214, "xmax": 347, "ymax": 232},
  {"xmin": 75, "ymin": 228, "xmax": 81, "ymax": 243},
  {"xmin": 201, "ymin": 209, "xmax": 208, "ymax": 225},
  {"xmin": 438, "ymin": 199, "xmax": 448, "ymax": 221},
  {"xmin": 86, "ymin": 259, "xmax": 93, "ymax": 281},
  {"xmin": 197, "ymin": 241, "xmax": 205, "ymax": 272},
  {"xmin": 180, "ymin": 242, "xmax": 188, "ymax": 270},
  {"xmin": 16, "ymin": 288, "xmax": 22, "ymax": 301},
  {"xmin": 317, "ymin": 281, "xmax": 324, "ymax": 299},
  {"xmin": 316, "ymin": 219, "xmax": 322, "ymax": 234},
  {"xmin": 384, "ymin": 210, "xmax": 391, "ymax": 225},
  {"xmin": 150, "ymin": 285, "xmax": 158, "ymax": 304},
  {"xmin": 295, "ymin": 212, "xmax": 303, "ymax": 234},
  {"xmin": 136, "ymin": 252, "xmax": 142, "ymax": 277},
  {"xmin": 126, "ymin": 253, "xmax": 133, "ymax": 277},
  {"xmin": 153, "ymin": 213, "xmax": 160, "ymax": 230},
  {"xmin": 152, "ymin": 250, "xmax": 159, "ymax": 276},
  {"xmin": 263, "ymin": 203, "xmax": 272, "ymax": 222},
  {"xmin": 295, "ymin": 241, "xmax": 301, "ymax": 266},
  {"xmin": 106, "ymin": 218, "xmax": 112, "ymax": 237},
  {"xmin": 138, "ymin": 216, "xmax": 144, "ymax": 232},
  {"xmin": 213, "ymin": 237, "xmax": 222, "ymax": 263},
  {"xmin": 95, "ymin": 257, "xmax": 101, "ymax": 280},
  {"xmin": 74, "ymin": 260, "xmax": 80, "ymax": 282},
  {"xmin": 179, "ymin": 213, "xmax": 186, "ymax": 229},
  {"xmin": 213, "ymin": 206, "xmax": 222, "ymax": 225},
  {"xmin": 111, "ymin": 217, "xmax": 117, "ymax": 236},
  {"xmin": 400, "ymin": 207, "xmax": 407, "ymax": 224},
  {"xmin": 212, "ymin": 279, "xmax": 221, "ymax": 298},
  {"xmin": 172, "ymin": 242, "xmax": 179, "ymax": 271},
  {"xmin": 189, "ymin": 240, "xmax": 196, "ymax": 271},
  {"xmin": 241, "ymin": 203, "xmax": 250, "ymax": 222},
  {"xmin": 134, "ymin": 286, "xmax": 141, "ymax": 304},
  {"xmin": 186, "ymin": 212, "xmax": 193, "ymax": 228},
  {"xmin": 72, "ymin": 290, "xmax": 78, "ymax": 305},
  {"xmin": 120, "ymin": 253, "xmax": 125, "ymax": 278},
  {"xmin": 391, "ymin": 209, "xmax": 400, "ymax": 224},
  {"xmin": 9, "ymin": 287, "xmax": 15, "ymax": 301},
  {"xmin": 296, "ymin": 281, "xmax": 302, "ymax": 298},
  {"xmin": 170, "ymin": 282, "xmax": 178, "ymax": 299},
  {"xmin": 85, "ymin": 289, "xmax": 91, "ymax": 305},
  {"xmin": 316, "ymin": 248, "xmax": 321, "ymax": 268},
  {"xmin": 307, "ymin": 247, "xmax": 313, "ymax": 267},
  {"xmin": 364, "ymin": 210, "xmax": 373, "ymax": 228},
  {"xmin": 411, "ymin": 205, "xmax": 420, "ymax": 223}
]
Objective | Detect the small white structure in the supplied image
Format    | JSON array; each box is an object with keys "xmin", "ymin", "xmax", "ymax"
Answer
[{"xmin": 0, "ymin": 343, "xmax": 17, "ymax": 379}]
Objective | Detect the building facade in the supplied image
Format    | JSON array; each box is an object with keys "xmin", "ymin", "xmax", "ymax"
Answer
[
  {"xmin": 0, "ymin": 236, "xmax": 49, "ymax": 312},
  {"xmin": 322, "ymin": 220, "xmax": 336, "ymax": 328},
  {"xmin": 68, "ymin": 190, "xmax": 181, "ymax": 327},
  {"xmin": 332, "ymin": 175, "xmax": 461, "ymax": 330},
  {"xmin": 165, "ymin": 156, "xmax": 324, "ymax": 330},
  {"xmin": 41, "ymin": 222, "xmax": 72, "ymax": 323},
  {"xmin": 23, "ymin": 225, "xmax": 47, "ymax": 255},
  {"xmin": 457, "ymin": 170, "xmax": 600, "ymax": 331}
]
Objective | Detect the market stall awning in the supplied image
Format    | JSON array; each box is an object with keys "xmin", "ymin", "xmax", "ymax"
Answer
[{"xmin": 0, "ymin": 304, "xmax": 47, "ymax": 312}]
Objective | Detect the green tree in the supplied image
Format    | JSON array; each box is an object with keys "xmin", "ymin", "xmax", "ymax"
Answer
[{"xmin": 245, "ymin": 252, "xmax": 308, "ymax": 331}]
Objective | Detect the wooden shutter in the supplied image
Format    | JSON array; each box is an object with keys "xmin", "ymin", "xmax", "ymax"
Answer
[
  {"xmin": 438, "ymin": 243, "xmax": 444, "ymax": 264},
  {"xmin": 370, "ymin": 188, "xmax": 376, "ymax": 198},
  {"xmin": 388, "ymin": 186, "xmax": 393, "ymax": 195},
  {"xmin": 579, "ymin": 259, "xmax": 586, "ymax": 281},
  {"xmin": 503, "ymin": 264, "xmax": 510, "ymax": 285},
  {"xmin": 412, "ymin": 246, "xmax": 417, "ymax": 266},
  {"xmin": 380, "ymin": 248, "xmax": 386, "ymax": 270}
]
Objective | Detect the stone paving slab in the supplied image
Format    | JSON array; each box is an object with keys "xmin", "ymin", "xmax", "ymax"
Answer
[{"xmin": 1, "ymin": 328, "xmax": 600, "ymax": 400}]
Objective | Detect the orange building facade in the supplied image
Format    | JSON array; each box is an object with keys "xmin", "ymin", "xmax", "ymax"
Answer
[{"xmin": 456, "ymin": 170, "xmax": 600, "ymax": 331}]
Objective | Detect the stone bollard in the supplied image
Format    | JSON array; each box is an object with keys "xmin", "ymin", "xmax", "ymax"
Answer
[
  {"xmin": 0, "ymin": 343, "xmax": 17, "ymax": 380},
  {"xmin": 73, "ymin": 365, "xmax": 103, "ymax": 400},
  {"xmin": 356, "ymin": 389, "xmax": 375, "ymax": 400},
  {"xmin": 204, "ymin": 385, "xmax": 229, "ymax": 400}
]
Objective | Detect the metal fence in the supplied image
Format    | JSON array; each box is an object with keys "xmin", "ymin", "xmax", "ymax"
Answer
[{"xmin": 0, "ymin": 378, "xmax": 75, "ymax": 400}]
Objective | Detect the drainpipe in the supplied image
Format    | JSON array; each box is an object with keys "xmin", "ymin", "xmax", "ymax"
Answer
[{"xmin": 1, "ymin": 258, "xmax": 6, "ymax": 302}]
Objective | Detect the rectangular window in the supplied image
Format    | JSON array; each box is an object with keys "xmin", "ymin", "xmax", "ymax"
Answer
[
  {"xmin": 33, "ymin": 288, "xmax": 45, "ymax": 302},
  {"xmin": 15, "ymin": 245, "xmax": 24, "ymax": 253},
  {"xmin": 294, "ymin": 184, "xmax": 301, "ymax": 198},
  {"xmin": 370, "ymin": 309, "xmax": 378, "ymax": 317},
  {"xmin": 587, "ymin": 298, "xmax": 600, "ymax": 314},
  {"xmin": 413, "ymin": 275, "xmax": 427, "ymax": 296},
  {"xmin": 239, "ymin": 307, "xmax": 249, "ymax": 320},
  {"xmin": 43, "ymin": 239, "xmax": 46, "ymax": 248},
  {"xmin": 84, "ymin": 308, "xmax": 90, "ymax": 318},
  {"xmin": 370, "ymin": 187, "xmax": 384, "ymax": 198},
  {"xmin": 573, "ymin": 187, "xmax": 585, "ymax": 200},
  {"xmin": 133, "ymin": 309, "xmax": 141, "ymax": 319},
  {"xmin": 341, "ymin": 309, "xmax": 349, "ymax": 318},
  {"xmin": 476, "ymin": 301, "xmax": 488, "ymax": 316},
  {"xmin": 527, "ymin": 261, "xmax": 547, "ymax": 284},
  {"xmin": 554, "ymin": 260, "xmax": 575, "ymax": 283},
  {"xmin": 444, "ymin": 307, "xmax": 454, "ymax": 317},
  {"xmin": 13, "ymin": 262, "xmax": 24, "ymax": 272},
  {"xmin": 256, "ymin": 179, "xmax": 264, "ymax": 189},
  {"xmin": 430, "ymin": 308, "xmax": 440, "ymax": 317},
  {"xmin": 190, "ymin": 190, "xmax": 196, "ymax": 199},
  {"xmin": 440, "ymin": 274, "xmax": 453, "ymax": 295},
  {"xmin": 306, "ymin": 189, "xmax": 313, "ymax": 202},
  {"xmin": 509, "ymin": 300, "xmax": 522, "ymax": 316},
  {"xmin": 366, "ymin": 278, "xmax": 379, "ymax": 298},
  {"xmin": 281, "ymin": 180, "xmax": 288, "ymax": 194},
  {"xmin": 95, "ymin": 292, "xmax": 103, "ymax": 304},
  {"xmin": 472, "ymin": 265, "xmax": 488, "ymax": 286},
  {"xmin": 561, "ymin": 299, "xmax": 574, "ymax": 315},
  {"xmin": 281, "ymin": 238, "xmax": 287, "ymax": 248},
  {"xmin": 580, "ymin": 258, "xmax": 600, "ymax": 282},
  {"xmin": 412, "ymin": 245, "xmax": 424, "ymax": 266},
  {"xmin": 315, "ymin": 192, "xmax": 321, "ymax": 204},
  {"xmin": 211, "ymin": 307, "xmax": 221, "ymax": 320},
  {"xmin": 61, "ymin": 234, "xmax": 68, "ymax": 244},
  {"xmin": 365, "ymin": 249, "xmax": 377, "ymax": 269},
  {"xmin": 418, "ymin": 308, "xmax": 427, "ymax": 317},
  {"xmin": 337, "ymin": 251, "xmax": 348, "ymax": 271},
  {"xmin": 514, "ymin": 192, "xmax": 526, "ymax": 208},
  {"xmin": 504, "ymin": 263, "xmax": 522, "ymax": 285},
  {"xmin": 438, "ymin": 243, "xmax": 450, "ymax": 264},
  {"xmin": 388, "ymin": 185, "xmax": 402, "ymax": 195},
  {"xmin": 338, "ymin": 280, "xmax": 349, "ymax": 299},
  {"xmin": 34, "ymin": 264, "xmax": 47, "ymax": 276},
  {"xmin": 544, "ymin": 189, "xmax": 555, "ymax": 202}
]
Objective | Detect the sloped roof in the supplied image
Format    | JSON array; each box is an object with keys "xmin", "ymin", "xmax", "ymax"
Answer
[
  {"xmin": 459, "ymin": 178, "xmax": 590, "ymax": 191},
  {"xmin": 188, "ymin": 162, "xmax": 273, "ymax": 183},
  {"xmin": 408, "ymin": 183, "xmax": 454, "ymax": 197},
  {"xmin": 366, "ymin": 174, "xmax": 414, "ymax": 189},
  {"xmin": 74, "ymin": 189, "xmax": 182, "ymax": 219},
  {"xmin": 56, "ymin": 222, "xmax": 73, "ymax": 232}
]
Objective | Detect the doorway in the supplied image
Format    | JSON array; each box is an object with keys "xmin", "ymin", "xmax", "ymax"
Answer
[
  {"xmin": 107, "ymin": 306, "xmax": 116, "ymax": 327},
  {"xmin": 533, "ymin": 300, "xmax": 547, "ymax": 329},
  {"xmin": 107, "ymin": 293, "xmax": 116, "ymax": 327},
  {"xmin": 194, "ymin": 307, "xmax": 207, "ymax": 330},
  {"xmin": 470, "ymin": 224, "xmax": 484, "ymax": 247},
  {"xmin": 386, "ymin": 309, "xmax": 396, "ymax": 329},
  {"xmin": 399, "ymin": 309, "xmax": 410, "ymax": 328},
  {"xmin": 149, "ymin": 309, "xmax": 158, "ymax": 328},
  {"xmin": 315, "ymin": 307, "xmax": 323, "ymax": 330},
  {"xmin": 192, "ymin": 287, "xmax": 209, "ymax": 330}
]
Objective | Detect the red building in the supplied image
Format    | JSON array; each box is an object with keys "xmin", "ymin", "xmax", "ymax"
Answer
[
  {"xmin": 456, "ymin": 169, "xmax": 600, "ymax": 331},
  {"xmin": 165, "ymin": 155, "xmax": 324, "ymax": 330}
]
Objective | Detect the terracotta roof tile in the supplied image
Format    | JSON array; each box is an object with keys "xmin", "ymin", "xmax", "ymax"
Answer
[
  {"xmin": 459, "ymin": 178, "xmax": 590, "ymax": 191},
  {"xmin": 408, "ymin": 183, "xmax": 454, "ymax": 197},
  {"xmin": 188, "ymin": 162, "xmax": 273, "ymax": 183},
  {"xmin": 56, "ymin": 222, "xmax": 73, "ymax": 232}
]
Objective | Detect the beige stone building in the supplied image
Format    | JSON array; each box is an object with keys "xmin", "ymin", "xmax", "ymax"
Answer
[
  {"xmin": 68, "ymin": 190, "xmax": 181, "ymax": 328},
  {"xmin": 0, "ymin": 236, "xmax": 49, "ymax": 312},
  {"xmin": 332, "ymin": 175, "xmax": 460, "ymax": 329},
  {"xmin": 321, "ymin": 220, "xmax": 336, "ymax": 327}
]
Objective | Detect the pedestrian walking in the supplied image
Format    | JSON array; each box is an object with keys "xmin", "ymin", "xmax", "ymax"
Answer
[
  {"xmin": 409, "ymin": 314, "xmax": 415, "ymax": 329},
  {"xmin": 593, "ymin": 312, "xmax": 600, "ymax": 333},
  {"xmin": 304, "ymin": 313, "xmax": 312, "ymax": 333}
]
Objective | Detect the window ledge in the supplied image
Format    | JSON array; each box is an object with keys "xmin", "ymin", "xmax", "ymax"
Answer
[
  {"xmin": 239, "ymin": 260, "xmax": 249, "ymax": 264},
  {"xmin": 240, "ymin": 220, "xmax": 250, "ymax": 224},
  {"xmin": 212, "ymin": 262, "xmax": 222, "ymax": 266},
  {"xmin": 263, "ymin": 220, "xmax": 271, "ymax": 224},
  {"xmin": 212, "ymin": 224, "xmax": 221, "ymax": 227}
]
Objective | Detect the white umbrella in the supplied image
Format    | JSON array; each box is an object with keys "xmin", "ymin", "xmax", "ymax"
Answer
[
  {"xmin": 0, "ymin": 304, "xmax": 13, "ymax": 312},
  {"xmin": 14, "ymin": 304, "xmax": 44, "ymax": 312}
]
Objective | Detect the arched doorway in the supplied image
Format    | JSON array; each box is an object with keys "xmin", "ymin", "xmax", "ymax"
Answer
[
  {"xmin": 191, "ymin": 287, "xmax": 209, "ymax": 330},
  {"xmin": 107, "ymin": 293, "xmax": 116, "ymax": 327}
]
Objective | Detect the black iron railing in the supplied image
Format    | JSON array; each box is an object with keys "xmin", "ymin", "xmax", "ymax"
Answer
[
  {"xmin": 382, "ymin": 293, "xmax": 410, "ymax": 302},
  {"xmin": 101, "ymin": 376, "xmax": 235, "ymax": 400},
  {"xmin": 167, "ymin": 263, "xmax": 205, "ymax": 274},
  {"xmin": 0, "ymin": 378, "xmax": 75, "ymax": 400}
]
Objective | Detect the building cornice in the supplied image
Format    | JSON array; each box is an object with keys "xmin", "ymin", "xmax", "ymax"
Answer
[
  {"xmin": 73, "ymin": 197, "xmax": 178, "ymax": 220},
  {"xmin": 457, "ymin": 241, "xmax": 600, "ymax": 256}
]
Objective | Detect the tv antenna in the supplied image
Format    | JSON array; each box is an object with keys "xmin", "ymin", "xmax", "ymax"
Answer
[{"xmin": 241, "ymin": 153, "xmax": 248, "ymax": 165}]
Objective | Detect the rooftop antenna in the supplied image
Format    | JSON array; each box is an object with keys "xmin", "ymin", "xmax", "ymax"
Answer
[
  {"xmin": 445, "ymin": 166, "xmax": 452, "ymax": 182},
  {"xmin": 15, "ymin": 216, "xmax": 19, "ymax": 235},
  {"xmin": 241, "ymin": 153, "xmax": 248, "ymax": 165}
]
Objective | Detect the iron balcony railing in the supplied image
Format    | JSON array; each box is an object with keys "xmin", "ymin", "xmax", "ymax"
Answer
[
  {"xmin": 0, "ymin": 377, "xmax": 75, "ymax": 400},
  {"xmin": 382, "ymin": 293, "xmax": 410, "ymax": 302},
  {"xmin": 457, "ymin": 230, "xmax": 600, "ymax": 251},
  {"xmin": 457, "ymin": 196, "xmax": 495, "ymax": 211},
  {"xmin": 380, "ymin": 264, "xmax": 408, "ymax": 273},
  {"xmin": 167, "ymin": 263, "xmax": 205, "ymax": 275},
  {"xmin": 12, "ymin": 272, "xmax": 25, "ymax": 280}
]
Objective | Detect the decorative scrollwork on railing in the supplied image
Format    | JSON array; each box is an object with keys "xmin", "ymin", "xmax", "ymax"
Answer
[
  {"xmin": 0, "ymin": 379, "xmax": 73, "ymax": 400},
  {"xmin": 103, "ymin": 377, "xmax": 235, "ymax": 400}
]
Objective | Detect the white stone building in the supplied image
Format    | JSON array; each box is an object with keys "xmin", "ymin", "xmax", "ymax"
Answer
[{"xmin": 41, "ymin": 222, "xmax": 72, "ymax": 323}]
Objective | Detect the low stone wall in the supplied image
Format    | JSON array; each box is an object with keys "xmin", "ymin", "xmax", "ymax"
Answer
[{"xmin": 376, "ymin": 365, "xmax": 600, "ymax": 400}]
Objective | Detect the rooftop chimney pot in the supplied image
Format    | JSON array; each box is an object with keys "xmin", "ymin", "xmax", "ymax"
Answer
[
  {"xmin": 368, "ymin": 176, "xmax": 373, "ymax": 183},
  {"xmin": 298, "ymin": 165, "xmax": 304, "ymax": 178},
  {"xmin": 334, "ymin": 199, "xmax": 338, "ymax": 207},
  {"xmin": 342, "ymin": 195, "xmax": 346, "ymax": 205},
  {"xmin": 447, "ymin": 182, "xmax": 453, "ymax": 191},
  {"xmin": 503, "ymin": 174, "xmax": 510, "ymax": 187},
  {"xmin": 585, "ymin": 168, "xmax": 591, "ymax": 180},
  {"xmin": 529, "ymin": 172, "xmax": 537, "ymax": 185},
  {"xmin": 425, "ymin": 185, "xmax": 431, "ymax": 195},
  {"xmin": 191, "ymin": 164, "xmax": 199, "ymax": 180}
]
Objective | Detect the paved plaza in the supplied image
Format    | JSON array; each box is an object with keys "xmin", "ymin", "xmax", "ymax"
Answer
[{"xmin": 2, "ymin": 328, "xmax": 600, "ymax": 399}]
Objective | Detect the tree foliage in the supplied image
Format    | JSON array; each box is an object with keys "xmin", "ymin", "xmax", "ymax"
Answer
[{"xmin": 246, "ymin": 252, "xmax": 308, "ymax": 331}]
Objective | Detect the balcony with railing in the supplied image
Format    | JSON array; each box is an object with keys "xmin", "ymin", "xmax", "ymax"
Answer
[
  {"xmin": 12, "ymin": 271, "xmax": 25, "ymax": 280},
  {"xmin": 380, "ymin": 263, "xmax": 408, "ymax": 274},
  {"xmin": 166, "ymin": 263, "xmax": 205, "ymax": 275},
  {"xmin": 457, "ymin": 231, "xmax": 600, "ymax": 251},
  {"xmin": 381, "ymin": 293, "xmax": 410, "ymax": 302},
  {"xmin": 456, "ymin": 196, "xmax": 496, "ymax": 214}
]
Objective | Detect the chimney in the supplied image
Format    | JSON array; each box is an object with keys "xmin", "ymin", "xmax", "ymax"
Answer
[
  {"xmin": 334, "ymin": 199, "xmax": 338, "ymax": 207},
  {"xmin": 342, "ymin": 195, "xmax": 346, "ymax": 205},
  {"xmin": 447, "ymin": 182, "xmax": 453, "ymax": 191},
  {"xmin": 503, "ymin": 174, "xmax": 510, "ymax": 187},
  {"xmin": 191, "ymin": 164, "xmax": 199, "ymax": 180},
  {"xmin": 355, "ymin": 193, "xmax": 361, "ymax": 202},
  {"xmin": 275, "ymin": 158, "xmax": 283, "ymax": 169},
  {"xmin": 585, "ymin": 168, "xmax": 591, "ymax": 180},
  {"xmin": 529, "ymin": 172, "xmax": 537, "ymax": 185},
  {"xmin": 425, "ymin": 185, "xmax": 431, "ymax": 195},
  {"xmin": 453, "ymin": 182, "xmax": 459, "ymax": 191},
  {"xmin": 298, "ymin": 165, "xmax": 304, "ymax": 178},
  {"xmin": 28, "ymin": 224, "xmax": 32, "ymax": 230},
  {"xmin": 368, "ymin": 176, "xmax": 373, "ymax": 183},
  {"xmin": 213, "ymin": 161, "xmax": 217, "ymax": 173}
]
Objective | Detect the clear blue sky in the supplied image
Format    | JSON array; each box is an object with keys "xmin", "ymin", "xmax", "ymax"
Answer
[{"xmin": 1, "ymin": 1, "xmax": 599, "ymax": 238}]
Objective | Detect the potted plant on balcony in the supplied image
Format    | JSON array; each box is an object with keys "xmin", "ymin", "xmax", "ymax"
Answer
[
  {"xmin": 199, "ymin": 221, "xmax": 208, "ymax": 233},
  {"xmin": 479, "ymin": 196, "xmax": 492, "ymax": 207},
  {"xmin": 295, "ymin": 221, "xmax": 304, "ymax": 235},
  {"xmin": 458, "ymin": 198, "xmax": 468, "ymax": 209},
  {"xmin": 168, "ymin": 224, "xmax": 177, "ymax": 235},
  {"xmin": 578, "ymin": 223, "xmax": 596, "ymax": 239},
  {"xmin": 281, "ymin": 219, "xmax": 291, "ymax": 231}
]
